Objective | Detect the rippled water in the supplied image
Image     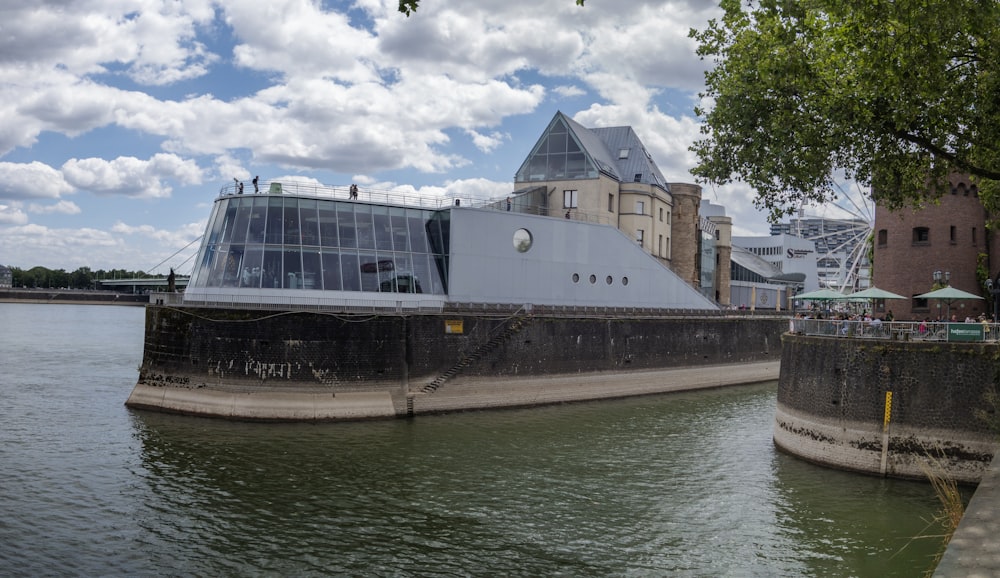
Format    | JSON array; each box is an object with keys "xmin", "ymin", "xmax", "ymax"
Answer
[{"xmin": 0, "ymin": 303, "xmax": 956, "ymax": 576}]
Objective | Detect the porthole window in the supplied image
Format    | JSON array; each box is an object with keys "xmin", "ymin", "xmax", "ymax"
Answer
[
  {"xmin": 606, "ymin": 275, "xmax": 613, "ymax": 285},
  {"xmin": 572, "ymin": 273, "xmax": 580, "ymax": 283},
  {"xmin": 589, "ymin": 274, "xmax": 597, "ymax": 284},
  {"xmin": 513, "ymin": 228, "xmax": 533, "ymax": 252},
  {"xmin": 622, "ymin": 277, "xmax": 629, "ymax": 286}
]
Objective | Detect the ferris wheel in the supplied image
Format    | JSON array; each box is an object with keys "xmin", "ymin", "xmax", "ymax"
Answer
[{"xmin": 790, "ymin": 181, "xmax": 875, "ymax": 293}]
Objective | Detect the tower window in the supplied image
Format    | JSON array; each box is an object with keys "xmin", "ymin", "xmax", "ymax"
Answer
[{"xmin": 912, "ymin": 227, "xmax": 930, "ymax": 244}]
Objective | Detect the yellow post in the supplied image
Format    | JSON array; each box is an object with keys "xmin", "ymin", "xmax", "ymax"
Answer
[{"xmin": 880, "ymin": 391, "xmax": 893, "ymax": 476}]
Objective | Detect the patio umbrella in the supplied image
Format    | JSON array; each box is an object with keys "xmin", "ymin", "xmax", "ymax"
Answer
[
  {"xmin": 914, "ymin": 286, "xmax": 984, "ymax": 319},
  {"xmin": 794, "ymin": 288, "xmax": 847, "ymax": 301},
  {"xmin": 846, "ymin": 286, "xmax": 907, "ymax": 300}
]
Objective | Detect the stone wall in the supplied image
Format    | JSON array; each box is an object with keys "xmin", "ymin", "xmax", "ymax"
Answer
[
  {"xmin": 775, "ymin": 333, "xmax": 1000, "ymax": 483},
  {"xmin": 130, "ymin": 306, "xmax": 785, "ymax": 420}
]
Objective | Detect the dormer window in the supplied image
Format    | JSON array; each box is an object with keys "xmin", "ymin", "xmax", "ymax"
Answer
[{"xmin": 618, "ymin": 148, "xmax": 630, "ymax": 159}]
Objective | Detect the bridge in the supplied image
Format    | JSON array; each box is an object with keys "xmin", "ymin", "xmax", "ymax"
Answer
[{"xmin": 97, "ymin": 276, "xmax": 189, "ymax": 293}]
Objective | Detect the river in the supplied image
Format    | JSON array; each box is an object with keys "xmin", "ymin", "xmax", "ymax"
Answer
[{"xmin": 0, "ymin": 303, "xmax": 956, "ymax": 576}]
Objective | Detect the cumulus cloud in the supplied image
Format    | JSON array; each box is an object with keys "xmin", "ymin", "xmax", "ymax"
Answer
[
  {"xmin": 0, "ymin": 161, "xmax": 74, "ymax": 201},
  {"xmin": 61, "ymin": 153, "xmax": 203, "ymax": 199},
  {"xmin": 0, "ymin": 204, "xmax": 29, "ymax": 225}
]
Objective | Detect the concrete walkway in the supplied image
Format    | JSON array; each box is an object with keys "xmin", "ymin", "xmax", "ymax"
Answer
[
  {"xmin": 410, "ymin": 360, "xmax": 781, "ymax": 414},
  {"xmin": 934, "ymin": 455, "xmax": 1000, "ymax": 577}
]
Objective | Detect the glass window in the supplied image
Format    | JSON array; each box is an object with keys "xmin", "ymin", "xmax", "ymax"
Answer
[
  {"xmin": 240, "ymin": 246, "xmax": 263, "ymax": 288},
  {"xmin": 408, "ymin": 212, "xmax": 430, "ymax": 253},
  {"xmin": 283, "ymin": 249, "xmax": 302, "ymax": 288},
  {"xmin": 372, "ymin": 205, "xmax": 393, "ymax": 251},
  {"xmin": 337, "ymin": 205, "xmax": 357, "ymax": 248},
  {"xmin": 340, "ymin": 251, "xmax": 361, "ymax": 291},
  {"xmin": 283, "ymin": 198, "xmax": 301, "ymax": 245},
  {"xmin": 355, "ymin": 205, "xmax": 375, "ymax": 250},
  {"xmin": 390, "ymin": 208, "xmax": 409, "ymax": 252},
  {"xmin": 912, "ymin": 227, "xmax": 930, "ymax": 244},
  {"xmin": 358, "ymin": 251, "xmax": 380, "ymax": 291},
  {"xmin": 635, "ymin": 200, "xmax": 645, "ymax": 215},
  {"xmin": 264, "ymin": 197, "xmax": 284, "ymax": 244},
  {"xmin": 219, "ymin": 201, "xmax": 240, "ymax": 244},
  {"xmin": 301, "ymin": 248, "xmax": 321, "ymax": 290},
  {"xmin": 262, "ymin": 249, "xmax": 283, "ymax": 288},
  {"xmin": 230, "ymin": 198, "xmax": 252, "ymax": 244},
  {"xmin": 563, "ymin": 190, "xmax": 578, "ymax": 209},
  {"xmin": 321, "ymin": 250, "xmax": 342, "ymax": 291},
  {"xmin": 299, "ymin": 199, "xmax": 320, "ymax": 246},
  {"xmin": 318, "ymin": 201, "xmax": 338, "ymax": 247},
  {"xmin": 246, "ymin": 197, "xmax": 267, "ymax": 243}
]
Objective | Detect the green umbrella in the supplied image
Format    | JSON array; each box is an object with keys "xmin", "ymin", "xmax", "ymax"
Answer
[
  {"xmin": 847, "ymin": 286, "xmax": 907, "ymax": 300},
  {"xmin": 794, "ymin": 288, "xmax": 847, "ymax": 301},
  {"xmin": 914, "ymin": 286, "xmax": 984, "ymax": 319}
]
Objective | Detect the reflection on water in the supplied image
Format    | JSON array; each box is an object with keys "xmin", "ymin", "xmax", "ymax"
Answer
[{"xmin": 0, "ymin": 303, "xmax": 960, "ymax": 576}]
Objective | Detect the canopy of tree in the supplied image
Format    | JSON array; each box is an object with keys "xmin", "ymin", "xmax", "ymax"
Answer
[
  {"xmin": 398, "ymin": 0, "xmax": 584, "ymax": 16},
  {"xmin": 690, "ymin": 0, "xmax": 1000, "ymax": 220}
]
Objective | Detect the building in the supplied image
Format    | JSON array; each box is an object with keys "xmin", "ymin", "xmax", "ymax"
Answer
[
  {"xmin": 770, "ymin": 217, "xmax": 871, "ymax": 292},
  {"xmin": 732, "ymin": 233, "xmax": 820, "ymax": 293},
  {"xmin": 512, "ymin": 112, "xmax": 714, "ymax": 298},
  {"xmin": 0, "ymin": 265, "xmax": 11, "ymax": 288},
  {"xmin": 874, "ymin": 173, "xmax": 993, "ymax": 321}
]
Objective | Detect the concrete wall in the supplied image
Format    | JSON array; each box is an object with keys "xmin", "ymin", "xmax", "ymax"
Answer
[
  {"xmin": 775, "ymin": 333, "xmax": 999, "ymax": 483},
  {"xmin": 129, "ymin": 306, "xmax": 786, "ymax": 420}
]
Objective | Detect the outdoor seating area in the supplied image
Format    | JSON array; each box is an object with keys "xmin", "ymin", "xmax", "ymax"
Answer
[{"xmin": 790, "ymin": 318, "xmax": 1000, "ymax": 342}]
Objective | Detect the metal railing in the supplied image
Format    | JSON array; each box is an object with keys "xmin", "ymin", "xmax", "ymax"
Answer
[{"xmin": 789, "ymin": 318, "xmax": 1000, "ymax": 342}]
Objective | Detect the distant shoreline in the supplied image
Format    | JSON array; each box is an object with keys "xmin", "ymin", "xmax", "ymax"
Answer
[{"xmin": 0, "ymin": 289, "xmax": 149, "ymax": 306}]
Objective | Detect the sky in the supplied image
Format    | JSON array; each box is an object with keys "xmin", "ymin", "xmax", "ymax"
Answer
[{"xmin": 0, "ymin": 0, "xmax": 859, "ymax": 275}]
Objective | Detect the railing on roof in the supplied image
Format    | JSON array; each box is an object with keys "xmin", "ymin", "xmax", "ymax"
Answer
[
  {"xmin": 790, "ymin": 318, "xmax": 1000, "ymax": 342},
  {"xmin": 218, "ymin": 180, "xmax": 613, "ymax": 225}
]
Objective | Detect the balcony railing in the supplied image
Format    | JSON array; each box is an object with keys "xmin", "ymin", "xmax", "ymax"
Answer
[{"xmin": 789, "ymin": 318, "xmax": 1000, "ymax": 342}]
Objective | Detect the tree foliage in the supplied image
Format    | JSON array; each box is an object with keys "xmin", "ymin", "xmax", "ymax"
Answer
[
  {"xmin": 690, "ymin": 0, "xmax": 1000, "ymax": 220},
  {"xmin": 398, "ymin": 0, "xmax": 584, "ymax": 16},
  {"xmin": 10, "ymin": 266, "xmax": 152, "ymax": 289}
]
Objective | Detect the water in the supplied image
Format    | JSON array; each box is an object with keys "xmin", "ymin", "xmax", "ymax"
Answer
[{"xmin": 0, "ymin": 303, "xmax": 957, "ymax": 576}]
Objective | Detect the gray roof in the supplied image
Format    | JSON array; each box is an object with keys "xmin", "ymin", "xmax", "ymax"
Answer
[{"xmin": 590, "ymin": 125, "xmax": 669, "ymax": 189}]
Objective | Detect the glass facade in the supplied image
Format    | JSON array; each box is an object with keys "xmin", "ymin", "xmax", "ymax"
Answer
[
  {"xmin": 515, "ymin": 117, "xmax": 597, "ymax": 182},
  {"xmin": 189, "ymin": 195, "xmax": 449, "ymax": 294}
]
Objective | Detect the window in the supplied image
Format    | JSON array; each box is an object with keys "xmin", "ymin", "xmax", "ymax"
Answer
[
  {"xmin": 563, "ymin": 190, "xmax": 578, "ymax": 209},
  {"xmin": 634, "ymin": 173, "xmax": 642, "ymax": 183},
  {"xmin": 618, "ymin": 148, "xmax": 630, "ymax": 159},
  {"xmin": 608, "ymin": 193, "xmax": 614, "ymax": 212},
  {"xmin": 877, "ymin": 229, "xmax": 887, "ymax": 247},
  {"xmin": 658, "ymin": 235, "xmax": 663, "ymax": 256},
  {"xmin": 635, "ymin": 200, "xmax": 645, "ymax": 215},
  {"xmin": 950, "ymin": 225, "xmax": 957, "ymax": 243},
  {"xmin": 659, "ymin": 207, "xmax": 664, "ymax": 221},
  {"xmin": 635, "ymin": 229, "xmax": 644, "ymax": 247},
  {"xmin": 912, "ymin": 227, "xmax": 930, "ymax": 244},
  {"xmin": 973, "ymin": 227, "xmax": 978, "ymax": 245},
  {"xmin": 715, "ymin": 230, "xmax": 720, "ymax": 240}
]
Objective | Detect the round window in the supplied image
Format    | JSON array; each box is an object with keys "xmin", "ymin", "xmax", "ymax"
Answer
[
  {"xmin": 622, "ymin": 277, "xmax": 629, "ymax": 286},
  {"xmin": 572, "ymin": 273, "xmax": 580, "ymax": 283},
  {"xmin": 606, "ymin": 275, "xmax": 613, "ymax": 285},
  {"xmin": 513, "ymin": 228, "xmax": 533, "ymax": 253},
  {"xmin": 589, "ymin": 274, "xmax": 597, "ymax": 284}
]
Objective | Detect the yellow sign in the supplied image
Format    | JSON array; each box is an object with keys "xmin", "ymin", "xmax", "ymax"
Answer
[
  {"xmin": 444, "ymin": 319, "xmax": 464, "ymax": 334},
  {"xmin": 883, "ymin": 391, "xmax": 893, "ymax": 430}
]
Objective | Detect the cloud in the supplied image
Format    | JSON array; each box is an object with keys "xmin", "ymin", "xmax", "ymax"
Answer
[
  {"xmin": 0, "ymin": 204, "xmax": 29, "ymax": 225},
  {"xmin": 0, "ymin": 161, "xmax": 74, "ymax": 201},
  {"xmin": 29, "ymin": 200, "xmax": 81, "ymax": 215},
  {"xmin": 61, "ymin": 153, "xmax": 203, "ymax": 199}
]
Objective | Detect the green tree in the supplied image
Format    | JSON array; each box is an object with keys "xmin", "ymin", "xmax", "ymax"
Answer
[
  {"xmin": 689, "ymin": 0, "xmax": 1000, "ymax": 220},
  {"xmin": 398, "ymin": 0, "xmax": 584, "ymax": 16}
]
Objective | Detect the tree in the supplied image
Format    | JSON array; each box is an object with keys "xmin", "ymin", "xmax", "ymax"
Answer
[
  {"xmin": 398, "ymin": 0, "xmax": 584, "ymax": 16},
  {"xmin": 689, "ymin": 0, "xmax": 1000, "ymax": 220}
]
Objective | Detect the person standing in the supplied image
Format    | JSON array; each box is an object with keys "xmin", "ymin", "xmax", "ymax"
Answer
[{"xmin": 253, "ymin": 175, "xmax": 259, "ymax": 193}]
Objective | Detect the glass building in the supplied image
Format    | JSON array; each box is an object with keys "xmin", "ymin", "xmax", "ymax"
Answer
[{"xmin": 188, "ymin": 194, "xmax": 449, "ymax": 295}]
